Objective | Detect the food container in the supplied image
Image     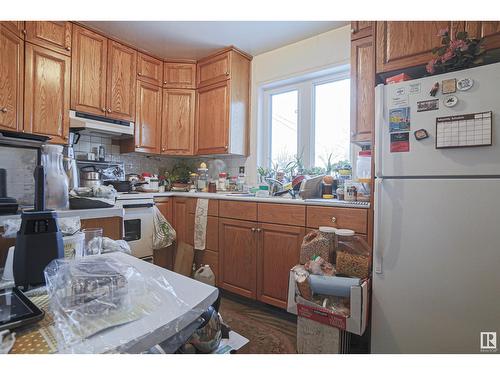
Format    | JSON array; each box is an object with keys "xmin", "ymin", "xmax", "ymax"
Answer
[
  {"xmin": 344, "ymin": 181, "xmax": 357, "ymax": 201},
  {"xmin": 300, "ymin": 227, "xmax": 336, "ymax": 264},
  {"xmin": 334, "ymin": 229, "xmax": 371, "ymax": 279},
  {"xmin": 218, "ymin": 172, "xmax": 227, "ymax": 191},
  {"xmin": 356, "ymin": 150, "xmax": 371, "ymax": 184}
]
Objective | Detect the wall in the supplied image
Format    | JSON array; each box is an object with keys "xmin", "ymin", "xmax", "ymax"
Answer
[{"xmin": 245, "ymin": 25, "xmax": 351, "ymax": 185}]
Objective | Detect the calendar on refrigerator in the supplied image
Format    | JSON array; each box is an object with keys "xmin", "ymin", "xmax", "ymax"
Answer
[{"xmin": 435, "ymin": 111, "xmax": 492, "ymax": 149}]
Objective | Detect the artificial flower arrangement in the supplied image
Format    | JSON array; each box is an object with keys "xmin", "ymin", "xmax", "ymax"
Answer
[{"xmin": 426, "ymin": 28, "xmax": 485, "ymax": 75}]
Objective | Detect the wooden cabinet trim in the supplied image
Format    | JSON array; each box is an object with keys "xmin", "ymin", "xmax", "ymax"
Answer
[
  {"xmin": 257, "ymin": 203, "xmax": 305, "ymax": 226},
  {"xmin": 137, "ymin": 52, "xmax": 163, "ymax": 86},
  {"xmin": 1, "ymin": 21, "xmax": 25, "ymax": 40},
  {"xmin": 25, "ymin": 21, "xmax": 72, "ymax": 56},
  {"xmin": 24, "ymin": 43, "xmax": 71, "ymax": 144},
  {"xmin": 306, "ymin": 205, "xmax": 368, "ymax": 234},
  {"xmin": 197, "ymin": 51, "xmax": 231, "ymax": 88},
  {"xmin": 70, "ymin": 25, "xmax": 108, "ymax": 115},
  {"xmin": 219, "ymin": 200, "xmax": 257, "ymax": 221},
  {"xmin": 351, "ymin": 21, "xmax": 374, "ymax": 40},
  {"xmin": 0, "ymin": 26, "xmax": 24, "ymax": 132},
  {"xmin": 106, "ymin": 39, "xmax": 137, "ymax": 121}
]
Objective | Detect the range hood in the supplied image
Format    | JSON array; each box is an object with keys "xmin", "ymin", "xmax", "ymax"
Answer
[{"xmin": 69, "ymin": 110, "xmax": 134, "ymax": 139}]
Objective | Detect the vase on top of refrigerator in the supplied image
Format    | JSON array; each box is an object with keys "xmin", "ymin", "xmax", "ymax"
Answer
[{"xmin": 372, "ymin": 62, "xmax": 500, "ymax": 354}]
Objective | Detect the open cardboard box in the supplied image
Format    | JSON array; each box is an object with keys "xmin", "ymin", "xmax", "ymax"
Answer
[{"xmin": 287, "ymin": 265, "xmax": 370, "ymax": 336}]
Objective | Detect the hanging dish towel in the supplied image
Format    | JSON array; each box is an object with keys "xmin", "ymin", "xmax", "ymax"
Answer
[{"xmin": 194, "ymin": 198, "xmax": 209, "ymax": 250}]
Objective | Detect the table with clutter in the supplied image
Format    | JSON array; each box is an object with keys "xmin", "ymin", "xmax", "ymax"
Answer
[{"xmin": 1, "ymin": 252, "xmax": 224, "ymax": 354}]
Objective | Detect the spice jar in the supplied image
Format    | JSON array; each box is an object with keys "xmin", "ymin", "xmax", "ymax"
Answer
[{"xmin": 218, "ymin": 172, "xmax": 227, "ymax": 191}]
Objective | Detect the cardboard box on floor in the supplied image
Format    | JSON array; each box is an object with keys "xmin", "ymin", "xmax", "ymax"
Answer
[{"xmin": 287, "ymin": 266, "xmax": 370, "ymax": 336}]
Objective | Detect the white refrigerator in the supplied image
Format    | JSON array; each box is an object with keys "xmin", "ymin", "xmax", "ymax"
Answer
[{"xmin": 372, "ymin": 62, "xmax": 500, "ymax": 354}]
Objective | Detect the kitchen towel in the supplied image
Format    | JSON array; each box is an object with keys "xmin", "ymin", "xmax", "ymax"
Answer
[{"xmin": 194, "ymin": 198, "xmax": 209, "ymax": 251}]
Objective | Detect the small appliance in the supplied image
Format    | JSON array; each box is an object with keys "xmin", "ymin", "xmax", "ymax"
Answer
[{"xmin": 13, "ymin": 165, "xmax": 64, "ymax": 290}]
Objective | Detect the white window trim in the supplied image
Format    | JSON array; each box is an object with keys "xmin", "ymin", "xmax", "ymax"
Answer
[{"xmin": 259, "ymin": 66, "xmax": 350, "ymax": 170}]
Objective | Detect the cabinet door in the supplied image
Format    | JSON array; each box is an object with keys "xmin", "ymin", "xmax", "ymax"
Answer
[
  {"xmin": 376, "ymin": 21, "xmax": 456, "ymax": 73},
  {"xmin": 351, "ymin": 21, "xmax": 373, "ymax": 40},
  {"xmin": 163, "ymin": 62, "xmax": 196, "ymax": 89},
  {"xmin": 25, "ymin": 21, "xmax": 72, "ymax": 55},
  {"xmin": 464, "ymin": 21, "xmax": 500, "ymax": 50},
  {"xmin": 197, "ymin": 51, "xmax": 230, "ymax": 87},
  {"xmin": 1, "ymin": 21, "xmax": 25, "ymax": 39},
  {"xmin": 71, "ymin": 25, "xmax": 108, "ymax": 116},
  {"xmin": 133, "ymin": 81, "xmax": 162, "ymax": 153},
  {"xmin": 155, "ymin": 198, "xmax": 173, "ymax": 223},
  {"xmin": 257, "ymin": 223, "xmax": 304, "ymax": 309},
  {"xmin": 196, "ymin": 80, "xmax": 230, "ymax": 154},
  {"xmin": 24, "ymin": 44, "xmax": 71, "ymax": 144},
  {"xmin": 106, "ymin": 40, "xmax": 137, "ymax": 121},
  {"xmin": 0, "ymin": 26, "xmax": 24, "ymax": 132},
  {"xmin": 351, "ymin": 36, "xmax": 374, "ymax": 144},
  {"xmin": 161, "ymin": 89, "xmax": 195, "ymax": 155},
  {"xmin": 172, "ymin": 197, "xmax": 192, "ymax": 245},
  {"xmin": 137, "ymin": 52, "xmax": 163, "ymax": 86},
  {"xmin": 80, "ymin": 217, "xmax": 122, "ymax": 240},
  {"xmin": 219, "ymin": 218, "xmax": 257, "ymax": 299}
]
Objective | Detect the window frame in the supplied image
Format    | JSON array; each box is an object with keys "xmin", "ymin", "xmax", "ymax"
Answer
[{"xmin": 260, "ymin": 67, "xmax": 350, "ymax": 170}]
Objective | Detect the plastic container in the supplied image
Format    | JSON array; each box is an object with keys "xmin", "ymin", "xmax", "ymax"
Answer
[
  {"xmin": 255, "ymin": 185, "xmax": 270, "ymax": 197},
  {"xmin": 197, "ymin": 164, "xmax": 209, "ymax": 192},
  {"xmin": 356, "ymin": 150, "xmax": 371, "ymax": 184},
  {"xmin": 218, "ymin": 172, "xmax": 227, "ymax": 191},
  {"xmin": 300, "ymin": 227, "xmax": 336, "ymax": 264},
  {"xmin": 42, "ymin": 144, "xmax": 69, "ymax": 210},
  {"xmin": 194, "ymin": 265, "xmax": 216, "ymax": 286},
  {"xmin": 63, "ymin": 232, "xmax": 85, "ymax": 259},
  {"xmin": 334, "ymin": 229, "xmax": 371, "ymax": 279}
]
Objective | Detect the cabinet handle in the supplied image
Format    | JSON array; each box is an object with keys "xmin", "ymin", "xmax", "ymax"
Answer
[
  {"xmin": 22, "ymin": 29, "xmax": 27, "ymax": 35},
  {"xmin": 225, "ymin": 72, "xmax": 230, "ymax": 76},
  {"xmin": 107, "ymin": 108, "xmax": 112, "ymax": 113},
  {"xmin": 224, "ymin": 145, "xmax": 228, "ymax": 150},
  {"xmin": 331, "ymin": 216, "xmax": 337, "ymax": 224},
  {"xmin": 163, "ymin": 81, "xmax": 167, "ymax": 85},
  {"xmin": 351, "ymin": 28, "xmax": 355, "ymax": 34},
  {"xmin": 256, "ymin": 228, "xmax": 262, "ymax": 232},
  {"xmin": 0, "ymin": 107, "xmax": 7, "ymax": 113},
  {"xmin": 138, "ymin": 72, "xmax": 143, "ymax": 76},
  {"xmin": 101, "ymin": 107, "xmax": 106, "ymax": 112},
  {"xmin": 161, "ymin": 147, "xmax": 166, "ymax": 152},
  {"xmin": 251, "ymin": 227, "xmax": 256, "ymax": 232},
  {"xmin": 65, "ymin": 46, "xmax": 71, "ymax": 51}
]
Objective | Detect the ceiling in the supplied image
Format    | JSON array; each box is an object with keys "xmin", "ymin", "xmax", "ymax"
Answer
[{"xmin": 81, "ymin": 21, "xmax": 348, "ymax": 60}]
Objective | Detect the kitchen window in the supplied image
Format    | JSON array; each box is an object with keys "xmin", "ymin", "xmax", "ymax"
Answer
[{"xmin": 260, "ymin": 68, "xmax": 350, "ymax": 171}]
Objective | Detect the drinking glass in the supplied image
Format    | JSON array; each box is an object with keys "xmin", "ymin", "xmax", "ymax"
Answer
[{"xmin": 82, "ymin": 228, "xmax": 103, "ymax": 256}]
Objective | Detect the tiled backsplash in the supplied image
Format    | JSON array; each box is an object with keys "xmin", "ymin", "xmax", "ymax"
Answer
[
  {"xmin": 0, "ymin": 136, "xmax": 248, "ymax": 206},
  {"xmin": 73, "ymin": 135, "xmax": 248, "ymax": 178}
]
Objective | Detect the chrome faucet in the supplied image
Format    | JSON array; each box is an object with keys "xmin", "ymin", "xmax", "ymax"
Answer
[{"xmin": 265, "ymin": 177, "xmax": 296, "ymax": 198}]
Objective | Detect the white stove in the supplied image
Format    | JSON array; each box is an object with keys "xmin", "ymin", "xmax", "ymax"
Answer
[{"xmin": 116, "ymin": 192, "xmax": 154, "ymax": 259}]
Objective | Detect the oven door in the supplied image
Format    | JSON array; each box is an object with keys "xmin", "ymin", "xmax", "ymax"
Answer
[{"xmin": 122, "ymin": 201, "xmax": 154, "ymax": 259}]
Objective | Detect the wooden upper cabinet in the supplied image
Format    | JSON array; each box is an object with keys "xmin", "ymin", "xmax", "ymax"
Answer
[
  {"xmin": 25, "ymin": 22, "xmax": 72, "ymax": 56},
  {"xmin": 257, "ymin": 223, "xmax": 304, "ymax": 309},
  {"xmin": 161, "ymin": 89, "xmax": 195, "ymax": 155},
  {"xmin": 351, "ymin": 21, "xmax": 373, "ymax": 40},
  {"xmin": 106, "ymin": 40, "xmax": 137, "ymax": 121},
  {"xmin": 126, "ymin": 81, "xmax": 161, "ymax": 153},
  {"xmin": 24, "ymin": 43, "xmax": 71, "ymax": 144},
  {"xmin": 351, "ymin": 35, "xmax": 375, "ymax": 144},
  {"xmin": 163, "ymin": 62, "xmax": 196, "ymax": 89},
  {"xmin": 1, "ymin": 21, "xmax": 25, "ymax": 39},
  {"xmin": 71, "ymin": 25, "xmax": 108, "ymax": 116},
  {"xmin": 197, "ymin": 51, "xmax": 230, "ymax": 87},
  {"xmin": 376, "ymin": 21, "xmax": 457, "ymax": 73},
  {"xmin": 464, "ymin": 21, "xmax": 500, "ymax": 50},
  {"xmin": 219, "ymin": 218, "xmax": 257, "ymax": 299},
  {"xmin": 0, "ymin": 26, "xmax": 24, "ymax": 132},
  {"xmin": 196, "ymin": 80, "xmax": 230, "ymax": 154},
  {"xmin": 137, "ymin": 52, "xmax": 163, "ymax": 86}
]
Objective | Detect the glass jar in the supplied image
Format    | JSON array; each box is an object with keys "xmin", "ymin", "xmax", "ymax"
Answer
[
  {"xmin": 218, "ymin": 172, "xmax": 227, "ymax": 191},
  {"xmin": 42, "ymin": 144, "xmax": 69, "ymax": 210},
  {"xmin": 197, "ymin": 167, "xmax": 209, "ymax": 192}
]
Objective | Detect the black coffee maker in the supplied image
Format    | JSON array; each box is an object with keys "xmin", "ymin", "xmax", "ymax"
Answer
[{"xmin": 0, "ymin": 130, "xmax": 64, "ymax": 290}]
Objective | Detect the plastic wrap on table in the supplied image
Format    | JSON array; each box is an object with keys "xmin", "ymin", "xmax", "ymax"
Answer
[{"xmin": 43, "ymin": 253, "xmax": 210, "ymax": 353}]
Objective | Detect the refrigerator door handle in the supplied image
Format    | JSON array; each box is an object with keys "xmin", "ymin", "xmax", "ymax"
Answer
[
  {"xmin": 374, "ymin": 84, "xmax": 385, "ymax": 178},
  {"xmin": 373, "ymin": 177, "xmax": 383, "ymax": 274}
]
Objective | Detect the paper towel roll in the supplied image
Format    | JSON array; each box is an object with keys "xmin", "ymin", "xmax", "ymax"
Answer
[{"xmin": 309, "ymin": 275, "xmax": 360, "ymax": 297}]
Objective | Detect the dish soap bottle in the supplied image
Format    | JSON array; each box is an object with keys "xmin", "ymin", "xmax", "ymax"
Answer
[{"xmin": 237, "ymin": 166, "xmax": 246, "ymax": 192}]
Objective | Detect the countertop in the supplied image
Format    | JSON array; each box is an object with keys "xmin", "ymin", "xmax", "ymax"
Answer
[
  {"xmin": 0, "ymin": 206, "xmax": 124, "ymax": 226},
  {"xmin": 147, "ymin": 191, "xmax": 370, "ymax": 209}
]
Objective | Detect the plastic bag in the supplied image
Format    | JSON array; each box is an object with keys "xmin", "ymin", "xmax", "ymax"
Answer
[
  {"xmin": 1, "ymin": 216, "xmax": 81, "ymax": 238},
  {"xmin": 152, "ymin": 205, "xmax": 176, "ymax": 250},
  {"xmin": 44, "ymin": 254, "xmax": 181, "ymax": 351}
]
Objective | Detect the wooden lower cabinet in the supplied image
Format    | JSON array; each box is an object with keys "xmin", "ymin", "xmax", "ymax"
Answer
[
  {"xmin": 219, "ymin": 218, "xmax": 257, "ymax": 299},
  {"xmin": 154, "ymin": 197, "xmax": 173, "ymax": 223},
  {"xmin": 257, "ymin": 223, "xmax": 305, "ymax": 309},
  {"xmin": 172, "ymin": 197, "xmax": 191, "ymax": 245},
  {"xmin": 80, "ymin": 216, "xmax": 122, "ymax": 240}
]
